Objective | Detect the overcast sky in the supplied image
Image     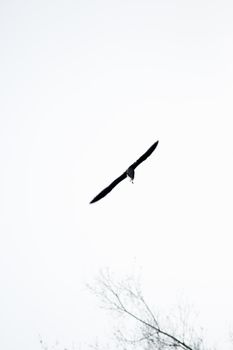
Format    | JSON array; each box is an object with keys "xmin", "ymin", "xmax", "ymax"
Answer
[{"xmin": 1, "ymin": 0, "xmax": 233, "ymax": 349}]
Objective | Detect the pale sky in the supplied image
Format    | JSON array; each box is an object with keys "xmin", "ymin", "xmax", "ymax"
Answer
[{"xmin": 1, "ymin": 0, "xmax": 233, "ymax": 349}]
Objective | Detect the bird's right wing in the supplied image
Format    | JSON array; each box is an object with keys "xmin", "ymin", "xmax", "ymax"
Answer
[
  {"xmin": 90, "ymin": 171, "xmax": 127, "ymax": 204},
  {"xmin": 131, "ymin": 140, "xmax": 159, "ymax": 170}
]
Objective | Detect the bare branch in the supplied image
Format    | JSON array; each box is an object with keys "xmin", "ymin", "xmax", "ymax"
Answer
[{"xmin": 88, "ymin": 271, "xmax": 202, "ymax": 350}]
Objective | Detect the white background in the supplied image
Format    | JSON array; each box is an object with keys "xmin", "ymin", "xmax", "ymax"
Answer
[{"xmin": 1, "ymin": 0, "xmax": 233, "ymax": 349}]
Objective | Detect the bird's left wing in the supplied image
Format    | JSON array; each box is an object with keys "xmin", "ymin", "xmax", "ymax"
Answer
[
  {"xmin": 90, "ymin": 171, "xmax": 127, "ymax": 204},
  {"xmin": 131, "ymin": 140, "xmax": 159, "ymax": 170}
]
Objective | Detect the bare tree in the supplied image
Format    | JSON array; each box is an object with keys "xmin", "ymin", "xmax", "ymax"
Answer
[
  {"xmin": 88, "ymin": 270, "xmax": 209, "ymax": 350},
  {"xmin": 38, "ymin": 335, "xmax": 78, "ymax": 350}
]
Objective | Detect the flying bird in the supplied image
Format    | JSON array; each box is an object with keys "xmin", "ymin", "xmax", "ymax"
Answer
[{"xmin": 89, "ymin": 140, "xmax": 159, "ymax": 204}]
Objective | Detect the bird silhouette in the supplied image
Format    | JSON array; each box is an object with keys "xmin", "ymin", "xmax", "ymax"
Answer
[{"xmin": 90, "ymin": 140, "xmax": 159, "ymax": 204}]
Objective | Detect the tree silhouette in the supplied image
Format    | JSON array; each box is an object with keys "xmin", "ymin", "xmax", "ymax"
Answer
[{"xmin": 89, "ymin": 270, "xmax": 209, "ymax": 350}]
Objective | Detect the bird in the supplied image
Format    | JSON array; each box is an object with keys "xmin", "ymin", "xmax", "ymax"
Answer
[{"xmin": 89, "ymin": 140, "xmax": 159, "ymax": 204}]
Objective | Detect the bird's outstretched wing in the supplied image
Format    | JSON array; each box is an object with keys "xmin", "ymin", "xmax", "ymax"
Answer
[
  {"xmin": 90, "ymin": 171, "xmax": 127, "ymax": 204},
  {"xmin": 131, "ymin": 140, "xmax": 159, "ymax": 170}
]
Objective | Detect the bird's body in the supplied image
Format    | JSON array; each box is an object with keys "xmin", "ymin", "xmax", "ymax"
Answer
[
  {"xmin": 126, "ymin": 166, "xmax": 135, "ymax": 182},
  {"xmin": 90, "ymin": 140, "xmax": 159, "ymax": 204}
]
